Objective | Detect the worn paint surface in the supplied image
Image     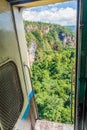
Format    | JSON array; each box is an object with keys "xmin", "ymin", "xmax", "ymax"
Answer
[
  {"xmin": 14, "ymin": 0, "xmax": 70, "ymax": 8},
  {"xmin": 35, "ymin": 120, "xmax": 74, "ymax": 130},
  {"xmin": 0, "ymin": 1, "xmax": 36, "ymax": 130},
  {"xmin": 76, "ymin": 0, "xmax": 87, "ymax": 129}
]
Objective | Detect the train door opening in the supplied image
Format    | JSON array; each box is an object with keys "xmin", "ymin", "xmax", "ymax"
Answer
[{"xmin": 22, "ymin": 1, "xmax": 77, "ymax": 129}]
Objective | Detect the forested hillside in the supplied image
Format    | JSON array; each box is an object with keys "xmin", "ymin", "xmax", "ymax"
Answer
[{"xmin": 24, "ymin": 21, "xmax": 76, "ymax": 124}]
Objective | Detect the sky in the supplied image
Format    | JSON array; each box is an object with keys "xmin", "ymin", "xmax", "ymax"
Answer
[{"xmin": 22, "ymin": 1, "xmax": 77, "ymax": 26}]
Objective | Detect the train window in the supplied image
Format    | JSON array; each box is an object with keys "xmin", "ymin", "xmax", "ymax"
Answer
[
  {"xmin": 0, "ymin": 62, "xmax": 23, "ymax": 130},
  {"xmin": 23, "ymin": 1, "xmax": 77, "ymax": 128}
]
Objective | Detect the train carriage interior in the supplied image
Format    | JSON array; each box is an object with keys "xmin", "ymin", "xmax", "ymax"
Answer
[{"xmin": 0, "ymin": 0, "xmax": 87, "ymax": 130}]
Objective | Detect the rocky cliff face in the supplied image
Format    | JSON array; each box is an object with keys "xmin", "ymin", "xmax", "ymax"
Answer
[
  {"xmin": 27, "ymin": 40, "xmax": 37, "ymax": 65},
  {"xmin": 58, "ymin": 31, "xmax": 76, "ymax": 48},
  {"xmin": 26, "ymin": 24, "xmax": 76, "ymax": 65},
  {"xmin": 26, "ymin": 25, "xmax": 52, "ymax": 34},
  {"xmin": 25, "ymin": 24, "xmax": 76, "ymax": 48}
]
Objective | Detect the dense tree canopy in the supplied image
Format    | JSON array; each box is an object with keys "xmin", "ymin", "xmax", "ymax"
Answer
[{"xmin": 25, "ymin": 21, "xmax": 75, "ymax": 124}]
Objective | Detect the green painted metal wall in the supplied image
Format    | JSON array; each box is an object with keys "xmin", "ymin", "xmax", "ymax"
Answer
[{"xmin": 76, "ymin": 0, "xmax": 87, "ymax": 129}]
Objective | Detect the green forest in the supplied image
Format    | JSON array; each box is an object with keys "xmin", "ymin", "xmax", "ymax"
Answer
[{"xmin": 24, "ymin": 21, "xmax": 76, "ymax": 124}]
